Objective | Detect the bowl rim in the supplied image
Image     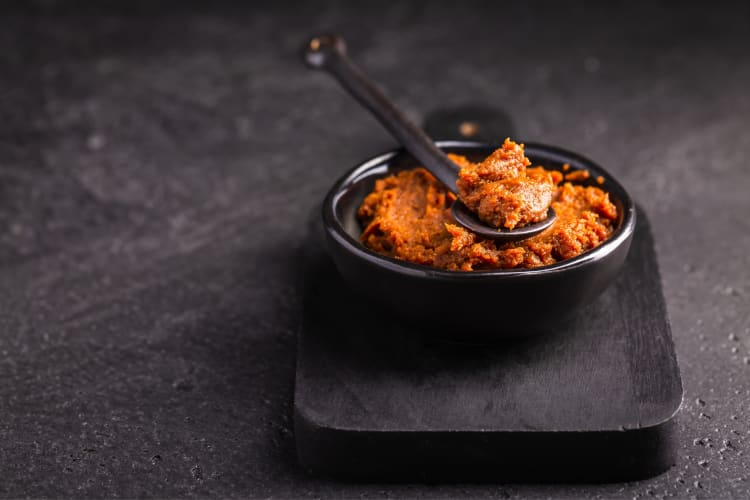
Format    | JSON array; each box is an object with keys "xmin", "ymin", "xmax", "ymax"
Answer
[{"xmin": 323, "ymin": 140, "xmax": 636, "ymax": 281}]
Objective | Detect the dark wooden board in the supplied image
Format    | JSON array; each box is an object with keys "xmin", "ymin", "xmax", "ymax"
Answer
[{"xmin": 295, "ymin": 209, "xmax": 682, "ymax": 482}]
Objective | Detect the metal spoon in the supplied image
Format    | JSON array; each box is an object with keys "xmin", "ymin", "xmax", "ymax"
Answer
[{"xmin": 303, "ymin": 34, "xmax": 556, "ymax": 241}]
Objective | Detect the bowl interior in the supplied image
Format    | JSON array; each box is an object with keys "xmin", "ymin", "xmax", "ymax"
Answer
[{"xmin": 329, "ymin": 141, "xmax": 633, "ymax": 274}]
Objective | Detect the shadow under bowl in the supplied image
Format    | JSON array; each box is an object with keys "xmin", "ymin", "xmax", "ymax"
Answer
[{"xmin": 322, "ymin": 141, "xmax": 636, "ymax": 340}]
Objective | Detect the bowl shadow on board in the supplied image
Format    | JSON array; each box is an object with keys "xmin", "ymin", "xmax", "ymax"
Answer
[
  {"xmin": 320, "ymin": 141, "xmax": 636, "ymax": 342},
  {"xmin": 305, "ymin": 254, "xmax": 581, "ymax": 382}
]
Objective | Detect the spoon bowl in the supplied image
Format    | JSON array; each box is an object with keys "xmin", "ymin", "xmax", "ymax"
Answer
[{"xmin": 452, "ymin": 202, "xmax": 556, "ymax": 241}]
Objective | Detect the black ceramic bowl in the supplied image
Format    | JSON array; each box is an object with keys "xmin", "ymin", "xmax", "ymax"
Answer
[{"xmin": 322, "ymin": 141, "xmax": 636, "ymax": 339}]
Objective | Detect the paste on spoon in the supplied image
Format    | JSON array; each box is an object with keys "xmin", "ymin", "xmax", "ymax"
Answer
[{"xmin": 456, "ymin": 138, "xmax": 555, "ymax": 230}]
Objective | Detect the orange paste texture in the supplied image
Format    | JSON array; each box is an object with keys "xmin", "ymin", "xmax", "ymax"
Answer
[{"xmin": 358, "ymin": 153, "xmax": 617, "ymax": 271}]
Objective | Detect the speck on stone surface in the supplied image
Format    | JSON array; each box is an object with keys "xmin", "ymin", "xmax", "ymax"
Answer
[
  {"xmin": 583, "ymin": 56, "xmax": 601, "ymax": 73},
  {"xmin": 191, "ymin": 465, "xmax": 203, "ymax": 481},
  {"xmin": 86, "ymin": 133, "xmax": 106, "ymax": 151},
  {"xmin": 172, "ymin": 379, "xmax": 195, "ymax": 391}
]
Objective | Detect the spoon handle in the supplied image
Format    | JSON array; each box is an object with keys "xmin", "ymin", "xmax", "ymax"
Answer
[{"xmin": 303, "ymin": 34, "xmax": 460, "ymax": 190}]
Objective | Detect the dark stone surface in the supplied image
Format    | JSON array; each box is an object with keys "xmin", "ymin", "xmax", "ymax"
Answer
[{"xmin": 0, "ymin": 1, "xmax": 748, "ymax": 498}]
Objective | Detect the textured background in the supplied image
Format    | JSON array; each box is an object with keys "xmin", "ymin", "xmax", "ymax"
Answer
[{"xmin": 1, "ymin": 1, "xmax": 748, "ymax": 498}]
